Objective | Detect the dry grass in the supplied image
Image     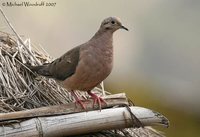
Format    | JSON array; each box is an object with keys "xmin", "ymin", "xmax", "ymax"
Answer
[{"xmin": 0, "ymin": 31, "xmax": 93, "ymax": 113}]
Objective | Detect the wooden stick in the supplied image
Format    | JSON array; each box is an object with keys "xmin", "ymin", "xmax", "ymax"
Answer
[
  {"xmin": 0, "ymin": 93, "xmax": 128, "ymax": 122},
  {"xmin": 0, "ymin": 106, "xmax": 169, "ymax": 137}
]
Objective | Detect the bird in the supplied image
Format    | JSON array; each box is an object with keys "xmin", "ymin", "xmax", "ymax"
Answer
[{"xmin": 29, "ymin": 17, "xmax": 128, "ymax": 109}]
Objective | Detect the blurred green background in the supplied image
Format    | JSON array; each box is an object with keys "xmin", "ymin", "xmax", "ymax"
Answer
[{"xmin": 1, "ymin": 0, "xmax": 200, "ymax": 136}]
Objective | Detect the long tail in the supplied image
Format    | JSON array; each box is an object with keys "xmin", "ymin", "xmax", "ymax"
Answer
[{"xmin": 27, "ymin": 64, "xmax": 52, "ymax": 77}]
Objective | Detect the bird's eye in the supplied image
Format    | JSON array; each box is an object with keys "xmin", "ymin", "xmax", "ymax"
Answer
[{"xmin": 111, "ymin": 21, "xmax": 115, "ymax": 24}]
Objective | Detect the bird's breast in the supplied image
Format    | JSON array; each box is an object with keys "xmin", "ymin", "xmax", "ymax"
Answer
[
  {"xmin": 79, "ymin": 45, "xmax": 113, "ymax": 80},
  {"xmin": 62, "ymin": 44, "xmax": 113, "ymax": 91}
]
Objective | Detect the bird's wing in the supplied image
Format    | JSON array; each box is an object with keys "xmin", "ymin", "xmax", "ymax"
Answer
[
  {"xmin": 48, "ymin": 46, "xmax": 81, "ymax": 80},
  {"xmin": 30, "ymin": 46, "xmax": 80, "ymax": 81}
]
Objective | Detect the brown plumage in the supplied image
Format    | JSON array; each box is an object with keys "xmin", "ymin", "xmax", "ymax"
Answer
[{"xmin": 29, "ymin": 17, "xmax": 128, "ymax": 109}]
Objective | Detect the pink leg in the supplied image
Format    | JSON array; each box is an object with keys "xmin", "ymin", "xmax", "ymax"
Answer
[
  {"xmin": 87, "ymin": 90, "xmax": 107, "ymax": 110},
  {"xmin": 71, "ymin": 90, "xmax": 86, "ymax": 110}
]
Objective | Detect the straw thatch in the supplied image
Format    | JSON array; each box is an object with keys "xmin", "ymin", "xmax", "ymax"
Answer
[{"xmin": 0, "ymin": 31, "xmax": 82, "ymax": 112}]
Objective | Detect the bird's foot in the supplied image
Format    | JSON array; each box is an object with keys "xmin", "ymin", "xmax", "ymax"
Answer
[
  {"xmin": 75, "ymin": 99, "xmax": 86, "ymax": 110},
  {"xmin": 87, "ymin": 91, "xmax": 107, "ymax": 110},
  {"xmin": 71, "ymin": 91, "xmax": 86, "ymax": 110}
]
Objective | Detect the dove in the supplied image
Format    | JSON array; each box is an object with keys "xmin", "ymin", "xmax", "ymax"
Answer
[{"xmin": 29, "ymin": 17, "xmax": 128, "ymax": 109}]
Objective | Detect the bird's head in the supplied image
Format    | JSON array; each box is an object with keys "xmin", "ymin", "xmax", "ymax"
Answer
[{"xmin": 100, "ymin": 17, "xmax": 128, "ymax": 32}]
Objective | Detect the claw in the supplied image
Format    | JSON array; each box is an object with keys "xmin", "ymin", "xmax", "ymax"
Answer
[
  {"xmin": 71, "ymin": 91, "xmax": 86, "ymax": 110},
  {"xmin": 75, "ymin": 99, "xmax": 86, "ymax": 110},
  {"xmin": 87, "ymin": 91, "xmax": 107, "ymax": 110}
]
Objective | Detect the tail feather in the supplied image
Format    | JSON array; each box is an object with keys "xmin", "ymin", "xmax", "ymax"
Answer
[{"xmin": 27, "ymin": 64, "xmax": 52, "ymax": 77}]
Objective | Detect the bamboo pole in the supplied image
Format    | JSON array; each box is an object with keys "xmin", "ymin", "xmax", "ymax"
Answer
[
  {"xmin": 0, "ymin": 106, "xmax": 169, "ymax": 137},
  {"xmin": 0, "ymin": 93, "xmax": 128, "ymax": 122}
]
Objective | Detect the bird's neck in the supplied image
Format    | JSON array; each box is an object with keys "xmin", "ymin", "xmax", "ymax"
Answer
[
  {"xmin": 91, "ymin": 29, "xmax": 113, "ymax": 46},
  {"xmin": 85, "ymin": 30, "xmax": 113, "ymax": 67},
  {"xmin": 92, "ymin": 28, "xmax": 113, "ymax": 39},
  {"xmin": 89, "ymin": 29, "xmax": 113, "ymax": 61}
]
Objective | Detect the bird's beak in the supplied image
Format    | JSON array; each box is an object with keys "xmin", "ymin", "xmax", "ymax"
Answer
[{"xmin": 121, "ymin": 25, "xmax": 129, "ymax": 31}]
